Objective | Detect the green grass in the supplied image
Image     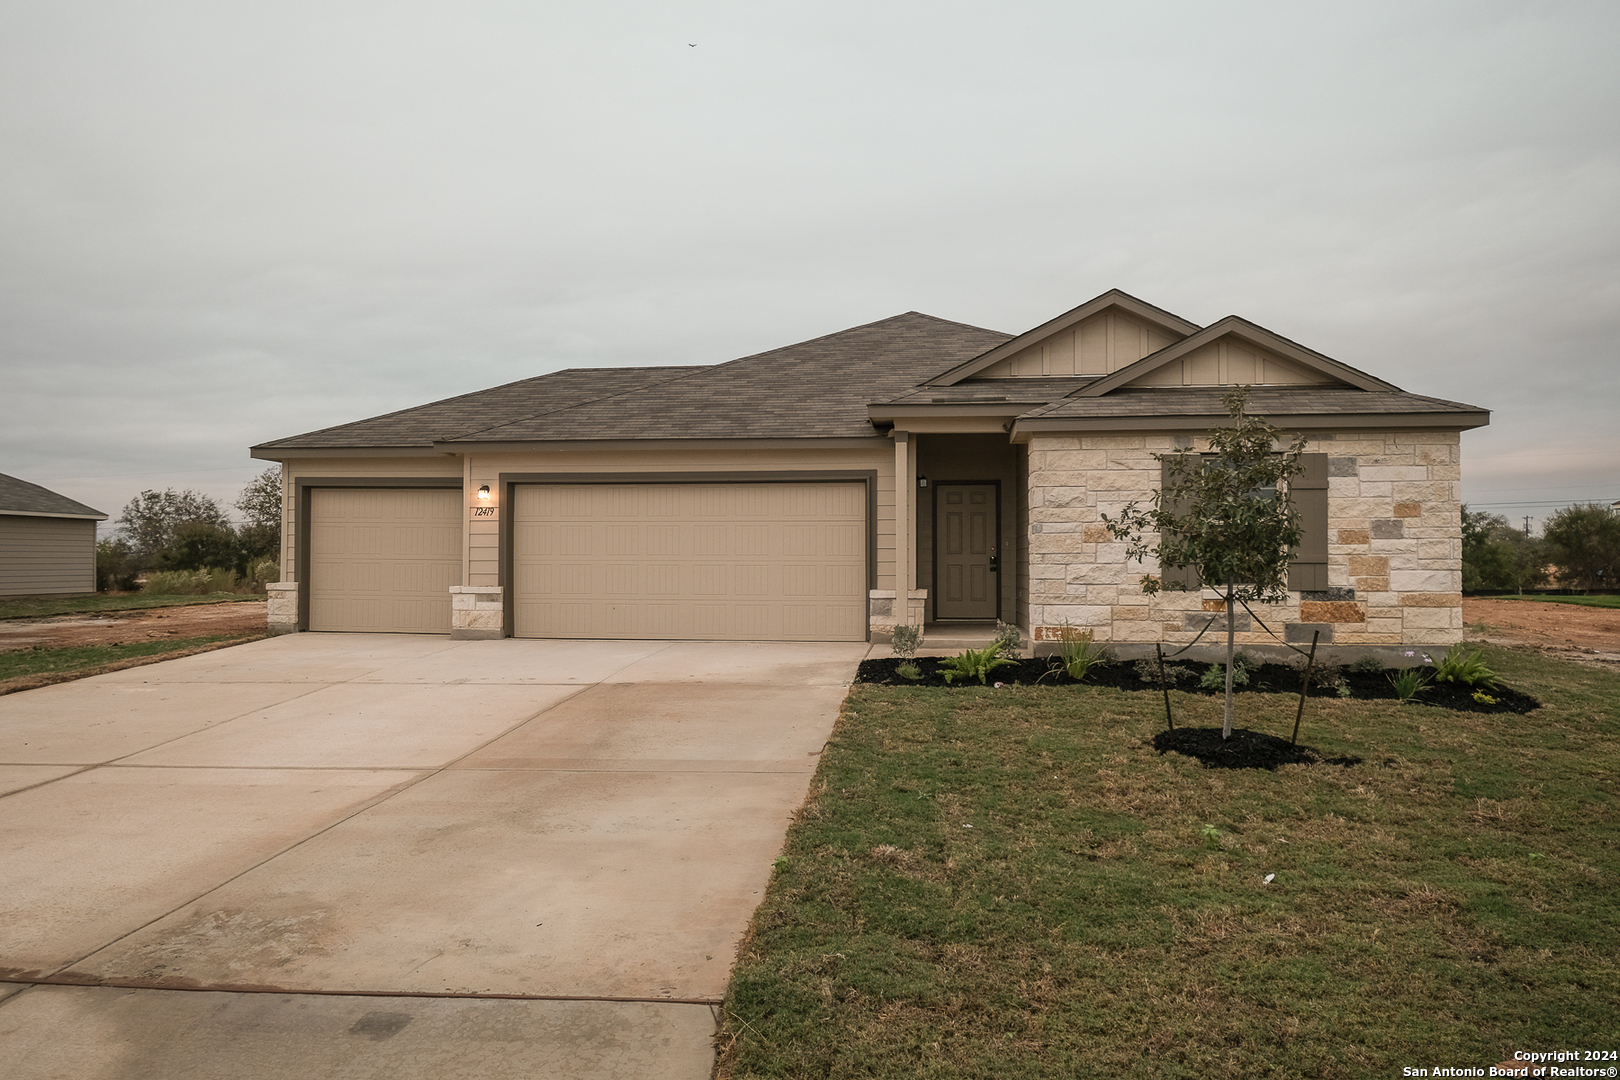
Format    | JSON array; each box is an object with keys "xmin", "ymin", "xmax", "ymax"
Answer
[
  {"xmin": 1491, "ymin": 594, "xmax": 1620, "ymax": 610},
  {"xmin": 0, "ymin": 633, "xmax": 262, "ymax": 681},
  {"xmin": 719, "ymin": 646, "xmax": 1619, "ymax": 1079},
  {"xmin": 0, "ymin": 592, "xmax": 262, "ymax": 621}
]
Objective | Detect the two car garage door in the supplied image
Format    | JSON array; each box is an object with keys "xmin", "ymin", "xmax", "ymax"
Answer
[{"xmin": 307, "ymin": 481, "xmax": 867, "ymax": 641}]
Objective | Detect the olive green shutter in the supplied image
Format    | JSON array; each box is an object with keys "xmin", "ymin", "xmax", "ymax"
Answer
[
  {"xmin": 1287, "ymin": 453, "xmax": 1329, "ymax": 591},
  {"xmin": 1160, "ymin": 454, "xmax": 1201, "ymax": 590}
]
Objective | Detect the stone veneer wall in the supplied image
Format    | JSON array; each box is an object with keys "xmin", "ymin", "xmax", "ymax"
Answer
[{"xmin": 1026, "ymin": 431, "xmax": 1463, "ymax": 648}]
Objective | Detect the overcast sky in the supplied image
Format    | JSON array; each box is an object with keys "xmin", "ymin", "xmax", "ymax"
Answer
[{"xmin": 3, "ymin": 0, "xmax": 1616, "ymax": 535}]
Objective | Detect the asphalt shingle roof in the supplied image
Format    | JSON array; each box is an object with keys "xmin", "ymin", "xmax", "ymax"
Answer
[
  {"xmin": 0, "ymin": 473, "xmax": 106, "ymax": 518},
  {"xmin": 1019, "ymin": 387, "xmax": 1487, "ymax": 421}
]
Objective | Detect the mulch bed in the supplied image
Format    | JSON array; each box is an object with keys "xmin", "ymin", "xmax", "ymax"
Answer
[
  {"xmin": 1152, "ymin": 727, "xmax": 1364, "ymax": 771},
  {"xmin": 853, "ymin": 656, "xmax": 1540, "ymax": 715}
]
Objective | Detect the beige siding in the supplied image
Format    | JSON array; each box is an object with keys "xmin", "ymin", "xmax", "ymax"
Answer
[
  {"xmin": 511, "ymin": 481, "xmax": 867, "ymax": 641},
  {"xmin": 1128, "ymin": 341, "xmax": 1333, "ymax": 388},
  {"xmin": 978, "ymin": 311, "xmax": 1178, "ymax": 378},
  {"xmin": 0, "ymin": 515, "xmax": 97, "ymax": 596},
  {"xmin": 307, "ymin": 487, "xmax": 462, "ymax": 633}
]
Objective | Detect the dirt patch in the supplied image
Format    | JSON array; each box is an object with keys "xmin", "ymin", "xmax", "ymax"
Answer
[
  {"xmin": 1462, "ymin": 597, "xmax": 1620, "ymax": 671},
  {"xmin": 0, "ymin": 600, "xmax": 267, "ymax": 652}
]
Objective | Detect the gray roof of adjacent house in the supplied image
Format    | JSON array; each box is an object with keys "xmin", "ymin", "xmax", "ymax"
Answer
[
  {"xmin": 252, "ymin": 304, "xmax": 1488, "ymax": 454},
  {"xmin": 0, "ymin": 472, "xmax": 107, "ymax": 520}
]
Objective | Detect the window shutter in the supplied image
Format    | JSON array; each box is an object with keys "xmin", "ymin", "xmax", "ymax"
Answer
[
  {"xmin": 1160, "ymin": 454, "xmax": 1201, "ymax": 590},
  {"xmin": 1287, "ymin": 453, "xmax": 1329, "ymax": 591}
]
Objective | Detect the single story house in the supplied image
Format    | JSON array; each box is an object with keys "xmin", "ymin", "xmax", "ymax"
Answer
[
  {"xmin": 0, "ymin": 472, "xmax": 108, "ymax": 597},
  {"xmin": 250, "ymin": 289, "xmax": 1489, "ymax": 650}
]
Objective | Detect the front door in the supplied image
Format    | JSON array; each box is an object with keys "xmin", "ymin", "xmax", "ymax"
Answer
[{"xmin": 934, "ymin": 483, "xmax": 998, "ymax": 620}]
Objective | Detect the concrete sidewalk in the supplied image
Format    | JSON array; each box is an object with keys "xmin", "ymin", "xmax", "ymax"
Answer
[{"xmin": 0, "ymin": 634, "xmax": 867, "ymax": 1079}]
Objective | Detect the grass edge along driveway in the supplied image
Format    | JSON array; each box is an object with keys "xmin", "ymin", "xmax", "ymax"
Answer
[{"xmin": 717, "ymin": 645, "xmax": 1619, "ymax": 1079}]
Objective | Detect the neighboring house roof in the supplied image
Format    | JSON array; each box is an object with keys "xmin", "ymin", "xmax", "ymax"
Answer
[
  {"xmin": 0, "ymin": 472, "xmax": 107, "ymax": 520},
  {"xmin": 251, "ymin": 292, "xmax": 1490, "ymax": 455}
]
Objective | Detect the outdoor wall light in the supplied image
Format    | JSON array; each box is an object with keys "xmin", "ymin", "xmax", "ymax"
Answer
[
  {"xmin": 918, "ymin": 475, "xmax": 929, "ymax": 489},
  {"xmin": 477, "ymin": 485, "xmax": 491, "ymax": 500}
]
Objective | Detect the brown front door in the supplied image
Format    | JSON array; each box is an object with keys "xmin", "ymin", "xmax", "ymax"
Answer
[{"xmin": 934, "ymin": 483, "xmax": 998, "ymax": 620}]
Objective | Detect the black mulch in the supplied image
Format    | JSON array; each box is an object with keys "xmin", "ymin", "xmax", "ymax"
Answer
[
  {"xmin": 853, "ymin": 656, "xmax": 1540, "ymax": 715},
  {"xmin": 1152, "ymin": 727, "xmax": 1364, "ymax": 771}
]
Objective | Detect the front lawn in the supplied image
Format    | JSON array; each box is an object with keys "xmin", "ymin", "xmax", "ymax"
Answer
[
  {"xmin": 0, "ymin": 633, "xmax": 265, "ymax": 683},
  {"xmin": 718, "ymin": 646, "xmax": 1619, "ymax": 1078}
]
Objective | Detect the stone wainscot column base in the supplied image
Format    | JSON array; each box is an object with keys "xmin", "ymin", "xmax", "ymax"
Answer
[
  {"xmin": 868, "ymin": 588, "xmax": 928, "ymax": 644},
  {"xmin": 266, "ymin": 582, "xmax": 299, "ymax": 635},
  {"xmin": 450, "ymin": 585, "xmax": 505, "ymax": 640}
]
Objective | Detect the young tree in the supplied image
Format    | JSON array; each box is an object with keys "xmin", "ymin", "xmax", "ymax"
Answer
[
  {"xmin": 117, "ymin": 489, "xmax": 231, "ymax": 566},
  {"xmin": 1542, "ymin": 504, "xmax": 1620, "ymax": 591},
  {"xmin": 233, "ymin": 467, "xmax": 283, "ymax": 563},
  {"xmin": 1103, "ymin": 389, "xmax": 1308, "ymax": 739}
]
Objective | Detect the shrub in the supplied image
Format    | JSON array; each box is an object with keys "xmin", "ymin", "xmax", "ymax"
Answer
[
  {"xmin": 1432, "ymin": 645, "xmax": 1497, "ymax": 689},
  {"xmin": 890, "ymin": 625, "xmax": 921, "ymax": 658},
  {"xmin": 1042, "ymin": 626, "xmax": 1113, "ymax": 684},
  {"xmin": 1200, "ymin": 657, "xmax": 1251, "ymax": 692},
  {"xmin": 992, "ymin": 621, "xmax": 1023, "ymax": 659},
  {"xmin": 939, "ymin": 645, "xmax": 1016, "ymax": 686},
  {"xmin": 144, "ymin": 568, "xmax": 238, "ymax": 595},
  {"xmin": 895, "ymin": 662, "xmax": 923, "ymax": 682},
  {"xmin": 96, "ymin": 538, "xmax": 140, "ymax": 592},
  {"xmin": 246, "ymin": 557, "xmax": 281, "ymax": 589},
  {"xmin": 1350, "ymin": 655, "xmax": 1385, "ymax": 675},
  {"xmin": 1134, "ymin": 659, "xmax": 1194, "ymax": 684},
  {"xmin": 1388, "ymin": 666, "xmax": 1430, "ymax": 702}
]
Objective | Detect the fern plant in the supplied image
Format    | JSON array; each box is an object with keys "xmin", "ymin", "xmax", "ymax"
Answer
[{"xmin": 939, "ymin": 644, "xmax": 1016, "ymax": 685}]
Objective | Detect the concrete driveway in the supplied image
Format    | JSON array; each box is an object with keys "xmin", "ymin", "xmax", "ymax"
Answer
[{"xmin": 0, "ymin": 633, "xmax": 867, "ymax": 1079}]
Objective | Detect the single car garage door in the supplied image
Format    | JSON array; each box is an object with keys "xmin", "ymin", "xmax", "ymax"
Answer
[
  {"xmin": 308, "ymin": 487, "xmax": 461, "ymax": 633},
  {"xmin": 513, "ymin": 482, "xmax": 867, "ymax": 641}
]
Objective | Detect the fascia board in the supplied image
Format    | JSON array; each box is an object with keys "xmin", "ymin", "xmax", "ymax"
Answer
[
  {"xmin": 925, "ymin": 290, "xmax": 1201, "ymax": 387},
  {"xmin": 1008, "ymin": 409, "xmax": 1491, "ymax": 442},
  {"xmin": 868, "ymin": 401, "xmax": 1043, "ymax": 422},
  {"xmin": 1078, "ymin": 316, "xmax": 1400, "ymax": 397},
  {"xmin": 431, "ymin": 436, "xmax": 886, "ymax": 454},
  {"xmin": 881, "ymin": 416, "xmax": 1014, "ymax": 434},
  {"xmin": 0, "ymin": 509, "xmax": 109, "ymax": 521},
  {"xmin": 251, "ymin": 446, "xmax": 456, "ymax": 460}
]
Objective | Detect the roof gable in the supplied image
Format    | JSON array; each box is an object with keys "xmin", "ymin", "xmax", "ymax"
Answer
[
  {"xmin": 928, "ymin": 289, "xmax": 1201, "ymax": 385},
  {"xmin": 1077, "ymin": 316, "xmax": 1401, "ymax": 397}
]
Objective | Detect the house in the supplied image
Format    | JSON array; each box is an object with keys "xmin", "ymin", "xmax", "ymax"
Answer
[
  {"xmin": 250, "ymin": 289, "xmax": 1489, "ymax": 651},
  {"xmin": 0, "ymin": 472, "xmax": 108, "ymax": 597}
]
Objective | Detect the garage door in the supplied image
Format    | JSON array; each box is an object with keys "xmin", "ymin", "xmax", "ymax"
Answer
[
  {"xmin": 513, "ymin": 482, "xmax": 867, "ymax": 641},
  {"xmin": 308, "ymin": 488, "xmax": 461, "ymax": 633}
]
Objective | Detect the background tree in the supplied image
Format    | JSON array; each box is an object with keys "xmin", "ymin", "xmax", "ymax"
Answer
[
  {"xmin": 1461, "ymin": 507, "xmax": 1548, "ymax": 593},
  {"xmin": 1104, "ymin": 389, "xmax": 1308, "ymax": 739},
  {"xmin": 161, "ymin": 521, "xmax": 241, "ymax": 572},
  {"xmin": 1541, "ymin": 504, "xmax": 1620, "ymax": 591},
  {"xmin": 117, "ymin": 488, "xmax": 231, "ymax": 568},
  {"xmin": 233, "ymin": 467, "xmax": 283, "ymax": 564}
]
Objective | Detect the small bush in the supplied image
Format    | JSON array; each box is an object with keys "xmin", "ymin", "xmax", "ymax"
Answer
[
  {"xmin": 1134, "ymin": 658, "xmax": 1194, "ymax": 684},
  {"xmin": 1432, "ymin": 645, "xmax": 1498, "ymax": 689},
  {"xmin": 940, "ymin": 645, "xmax": 1016, "ymax": 686},
  {"xmin": 1201, "ymin": 658, "xmax": 1251, "ymax": 691},
  {"xmin": 1042, "ymin": 625, "xmax": 1113, "ymax": 684},
  {"xmin": 992, "ymin": 621, "xmax": 1024, "ymax": 659},
  {"xmin": 1388, "ymin": 666, "xmax": 1431, "ymax": 702},
  {"xmin": 1350, "ymin": 655, "xmax": 1385, "ymax": 675},
  {"xmin": 246, "ymin": 557, "xmax": 280, "ymax": 589},
  {"xmin": 896, "ymin": 662, "xmax": 923, "ymax": 682},
  {"xmin": 890, "ymin": 625, "xmax": 921, "ymax": 658},
  {"xmin": 144, "ymin": 568, "xmax": 238, "ymax": 595}
]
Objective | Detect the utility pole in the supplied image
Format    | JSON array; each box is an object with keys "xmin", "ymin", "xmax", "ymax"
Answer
[{"xmin": 1523, "ymin": 515, "xmax": 1533, "ymax": 536}]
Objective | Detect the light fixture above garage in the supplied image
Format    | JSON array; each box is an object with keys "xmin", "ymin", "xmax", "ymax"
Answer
[{"xmin": 477, "ymin": 485, "xmax": 491, "ymax": 500}]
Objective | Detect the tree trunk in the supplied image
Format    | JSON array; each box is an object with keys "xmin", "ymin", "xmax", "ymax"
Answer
[{"xmin": 1223, "ymin": 586, "xmax": 1235, "ymax": 739}]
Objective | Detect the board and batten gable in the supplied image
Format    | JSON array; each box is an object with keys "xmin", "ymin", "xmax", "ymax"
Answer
[{"xmin": 975, "ymin": 310, "xmax": 1182, "ymax": 378}]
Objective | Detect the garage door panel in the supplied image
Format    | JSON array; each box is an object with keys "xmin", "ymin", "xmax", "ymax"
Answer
[
  {"xmin": 309, "ymin": 488, "xmax": 460, "ymax": 634},
  {"xmin": 514, "ymin": 482, "xmax": 866, "ymax": 642}
]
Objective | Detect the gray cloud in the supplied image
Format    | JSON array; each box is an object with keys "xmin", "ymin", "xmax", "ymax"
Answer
[{"xmin": 3, "ymin": 0, "xmax": 1616, "ymax": 530}]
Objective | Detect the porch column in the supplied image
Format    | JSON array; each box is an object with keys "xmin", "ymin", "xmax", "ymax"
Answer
[{"xmin": 893, "ymin": 430, "xmax": 911, "ymax": 603}]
